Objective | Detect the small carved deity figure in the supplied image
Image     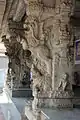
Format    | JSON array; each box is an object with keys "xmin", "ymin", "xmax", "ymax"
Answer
[
  {"xmin": 58, "ymin": 73, "xmax": 69, "ymax": 91},
  {"xmin": 74, "ymin": 72, "xmax": 80, "ymax": 85},
  {"xmin": 21, "ymin": 70, "xmax": 31, "ymax": 87}
]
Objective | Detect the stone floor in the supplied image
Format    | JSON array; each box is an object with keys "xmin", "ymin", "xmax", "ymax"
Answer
[
  {"xmin": 0, "ymin": 89, "xmax": 80, "ymax": 120},
  {"xmin": 42, "ymin": 108, "xmax": 80, "ymax": 120},
  {"xmin": 0, "ymin": 90, "xmax": 21, "ymax": 120}
]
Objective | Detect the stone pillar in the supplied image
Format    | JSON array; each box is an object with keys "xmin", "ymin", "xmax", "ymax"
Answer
[
  {"xmin": 51, "ymin": 0, "xmax": 74, "ymax": 107},
  {"xmin": 23, "ymin": 0, "xmax": 74, "ymax": 109},
  {"xmin": 1, "ymin": 0, "xmax": 74, "ymax": 110}
]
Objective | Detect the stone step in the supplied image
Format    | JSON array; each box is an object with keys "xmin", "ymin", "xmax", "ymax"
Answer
[
  {"xmin": 12, "ymin": 88, "xmax": 32, "ymax": 98},
  {"xmin": 72, "ymin": 98, "xmax": 80, "ymax": 108}
]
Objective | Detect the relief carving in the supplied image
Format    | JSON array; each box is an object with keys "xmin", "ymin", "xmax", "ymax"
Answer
[
  {"xmin": 21, "ymin": 0, "xmax": 73, "ymax": 109},
  {"xmin": 1, "ymin": 0, "xmax": 74, "ymax": 109},
  {"xmin": 58, "ymin": 73, "xmax": 70, "ymax": 91}
]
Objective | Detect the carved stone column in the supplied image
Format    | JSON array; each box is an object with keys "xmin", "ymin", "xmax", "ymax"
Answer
[
  {"xmin": 51, "ymin": 0, "xmax": 74, "ymax": 107},
  {"xmin": 22, "ymin": 0, "xmax": 74, "ymax": 109},
  {"xmin": 2, "ymin": 35, "xmax": 21, "ymax": 89},
  {"xmin": 1, "ymin": 0, "xmax": 74, "ymax": 110}
]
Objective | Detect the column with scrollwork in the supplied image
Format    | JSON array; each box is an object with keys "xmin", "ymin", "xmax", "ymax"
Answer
[{"xmin": 23, "ymin": 0, "xmax": 74, "ymax": 109}]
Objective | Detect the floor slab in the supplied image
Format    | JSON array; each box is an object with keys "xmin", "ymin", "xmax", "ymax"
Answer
[
  {"xmin": 42, "ymin": 108, "xmax": 80, "ymax": 120},
  {"xmin": 0, "ymin": 90, "xmax": 21, "ymax": 120}
]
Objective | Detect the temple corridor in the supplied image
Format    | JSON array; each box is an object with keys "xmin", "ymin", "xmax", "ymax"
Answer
[{"xmin": 0, "ymin": 0, "xmax": 80, "ymax": 120}]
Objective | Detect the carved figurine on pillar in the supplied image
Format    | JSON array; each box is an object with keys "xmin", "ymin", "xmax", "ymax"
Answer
[
  {"xmin": 32, "ymin": 85, "xmax": 40, "ymax": 111},
  {"xmin": 52, "ymin": 72, "xmax": 73, "ymax": 108},
  {"xmin": 21, "ymin": 70, "xmax": 31, "ymax": 88},
  {"xmin": 58, "ymin": 73, "xmax": 70, "ymax": 91}
]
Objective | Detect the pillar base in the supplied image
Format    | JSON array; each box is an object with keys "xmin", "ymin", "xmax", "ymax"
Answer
[
  {"xmin": 5, "ymin": 84, "xmax": 32, "ymax": 98},
  {"xmin": 38, "ymin": 90, "xmax": 73, "ymax": 108}
]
